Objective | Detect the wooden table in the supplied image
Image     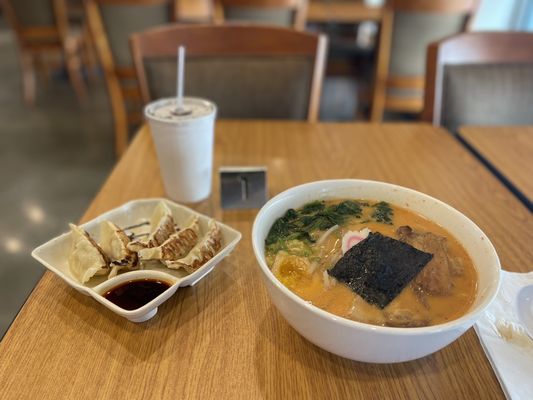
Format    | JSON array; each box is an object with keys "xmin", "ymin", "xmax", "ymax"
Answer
[
  {"xmin": 307, "ymin": 0, "xmax": 382, "ymax": 24},
  {"xmin": 1, "ymin": 122, "xmax": 532, "ymax": 399},
  {"xmin": 459, "ymin": 126, "xmax": 533, "ymax": 208}
]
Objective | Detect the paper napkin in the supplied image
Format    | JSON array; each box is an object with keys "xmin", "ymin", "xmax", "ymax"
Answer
[{"xmin": 474, "ymin": 271, "xmax": 533, "ymax": 400}]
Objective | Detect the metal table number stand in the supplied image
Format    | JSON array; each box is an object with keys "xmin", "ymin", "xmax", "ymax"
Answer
[{"xmin": 219, "ymin": 167, "xmax": 268, "ymax": 209}]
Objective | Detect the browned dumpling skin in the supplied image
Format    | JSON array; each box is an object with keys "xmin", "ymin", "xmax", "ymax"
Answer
[
  {"xmin": 127, "ymin": 202, "xmax": 176, "ymax": 252},
  {"xmin": 165, "ymin": 219, "xmax": 221, "ymax": 273},
  {"xmin": 138, "ymin": 217, "xmax": 200, "ymax": 261}
]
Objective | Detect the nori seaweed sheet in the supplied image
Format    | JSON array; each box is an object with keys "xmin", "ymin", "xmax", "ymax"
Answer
[{"xmin": 328, "ymin": 232, "xmax": 433, "ymax": 309}]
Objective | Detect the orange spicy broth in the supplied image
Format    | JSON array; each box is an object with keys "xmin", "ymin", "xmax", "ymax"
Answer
[{"xmin": 265, "ymin": 199, "xmax": 478, "ymax": 327}]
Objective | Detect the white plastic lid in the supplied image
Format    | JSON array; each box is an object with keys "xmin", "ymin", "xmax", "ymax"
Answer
[{"xmin": 144, "ymin": 97, "xmax": 216, "ymax": 123}]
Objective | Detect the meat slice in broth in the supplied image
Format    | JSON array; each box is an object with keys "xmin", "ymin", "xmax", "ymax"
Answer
[
  {"xmin": 449, "ymin": 256, "xmax": 465, "ymax": 276},
  {"xmin": 397, "ymin": 226, "xmax": 458, "ymax": 295},
  {"xmin": 384, "ymin": 308, "xmax": 429, "ymax": 328},
  {"xmin": 383, "ymin": 283, "xmax": 430, "ymax": 327}
]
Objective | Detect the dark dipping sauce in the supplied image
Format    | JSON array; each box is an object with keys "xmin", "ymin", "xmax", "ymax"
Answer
[{"xmin": 103, "ymin": 279, "xmax": 171, "ymax": 310}]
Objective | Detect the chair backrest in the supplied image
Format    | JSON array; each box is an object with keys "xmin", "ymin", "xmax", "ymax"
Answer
[
  {"xmin": 92, "ymin": 0, "xmax": 174, "ymax": 68},
  {"xmin": 388, "ymin": 0, "xmax": 476, "ymax": 77},
  {"xmin": 85, "ymin": 0, "xmax": 175, "ymax": 157},
  {"xmin": 423, "ymin": 32, "xmax": 533, "ymax": 133},
  {"xmin": 130, "ymin": 24, "xmax": 327, "ymax": 122},
  {"xmin": 1, "ymin": 0, "xmax": 68, "ymax": 46},
  {"xmin": 370, "ymin": 0, "xmax": 477, "ymax": 121},
  {"xmin": 217, "ymin": 0, "xmax": 307, "ymax": 30}
]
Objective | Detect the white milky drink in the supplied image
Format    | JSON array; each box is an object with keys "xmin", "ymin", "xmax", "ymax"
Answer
[{"xmin": 145, "ymin": 97, "xmax": 217, "ymax": 203}]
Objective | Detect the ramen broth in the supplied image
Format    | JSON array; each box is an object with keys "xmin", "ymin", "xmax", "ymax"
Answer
[{"xmin": 265, "ymin": 199, "xmax": 477, "ymax": 327}]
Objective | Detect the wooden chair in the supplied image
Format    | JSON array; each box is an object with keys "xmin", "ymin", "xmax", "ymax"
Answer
[
  {"xmin": 215, "ymin": 0, "xmax": 307, "ymax": 30},
  {"xmin": 370, "ymin": 0, "xmax": 477, "ymax": 122},
  {"xmin": 131, "ymin": 24, "xmax": 327, "ymax": 122},
  {"xmin": 1, "ymin": 0, "xmax": 88, "ymax": 105},
  {"xmin": 84, "ymin": 0, "xmax": 176, "ymax": 158},
  {"xmin": 423, "ymin": 32, "xmax": 533, "ymax": 133}
]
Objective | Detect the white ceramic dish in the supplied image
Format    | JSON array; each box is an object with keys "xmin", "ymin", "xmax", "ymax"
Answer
[
  {"xmin": 32, "ymin": 198, "xmax": 242, "ymax": 323},
  {"xmin": 252, "ymin": 179, "xmax": 501, "ymax": 363}
]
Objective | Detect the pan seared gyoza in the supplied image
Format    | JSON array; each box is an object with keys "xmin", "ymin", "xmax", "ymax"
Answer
[{"xmin": 68, "ymin": 202, "xmax": 221, "ymax": 284}]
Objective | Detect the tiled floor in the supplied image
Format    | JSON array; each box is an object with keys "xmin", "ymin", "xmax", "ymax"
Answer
[{"xmin": 0, "ymin": 28, "xmax": 115, "ymax": 338}]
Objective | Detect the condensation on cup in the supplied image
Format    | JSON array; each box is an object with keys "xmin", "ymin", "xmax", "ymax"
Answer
[{"xmin": 144, "ymin": 97, "xmax": 217, "ymax": 203}]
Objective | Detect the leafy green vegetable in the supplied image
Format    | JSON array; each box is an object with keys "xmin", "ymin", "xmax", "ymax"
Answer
[
  {"xmin": 265, "ymin": 217, "xmax": 290, "ymax": 245},
  {"xmin": 265, "ymin": 199, "xmax": 395, "ymax": 259},
  {"xmin": 285, "ymin": 208, "xmax": 298, "ymax": 220},
  {"xmin": 265, "ymin": 208, "xmax": 299, "ymax": 245},
  {"xmin": 265, "ymin": 200, "xmax": 363, "ymax": 249},
  {"xmin": 300, "ymin": 200, "xmax": 325, "ymax": 214},
  {"xmin": 334, "ymin": 200, "xmax": 363, "ymax": 217},
  {"xmin": 372, "ymin": 201, "xmax": 393, "ymax": 224}
]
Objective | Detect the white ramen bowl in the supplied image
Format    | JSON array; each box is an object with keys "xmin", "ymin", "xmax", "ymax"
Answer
[{"xmin": 251, "ymin": 180, "xmax": 501, "ymax": 363}]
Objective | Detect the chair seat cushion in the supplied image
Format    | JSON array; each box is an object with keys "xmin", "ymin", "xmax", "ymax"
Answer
[
  {"xmin": 442, "ymin": 63, "xmax": 533, "ymax": 132},
  {"xmin": 390, "ymin": 12, "xmax": 467, "ymax": 77}
]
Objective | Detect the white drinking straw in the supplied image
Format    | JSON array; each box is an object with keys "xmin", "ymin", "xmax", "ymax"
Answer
[{"xmin": 176, "ymin": 45, "xmax": 185, "ymax": 112}]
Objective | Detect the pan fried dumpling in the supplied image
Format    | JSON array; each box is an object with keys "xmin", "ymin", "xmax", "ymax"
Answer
[
  {"xmin": 165, "ymin": 219, "xmax": 222, "ymax": 273},
  {"xmin": 99, "ymin": 221, "xmax": 138, "ymax": 279},
  {"xmin": 68, "ymin": 224, "xmax": 109, "ymax": 284},
  {"xmin": 138, "ymin": 217, "xmax": 200, "ymax": 261},
  {"xmin": 127, "ymin": 202, "xmax": 176, "ymax": 252}
]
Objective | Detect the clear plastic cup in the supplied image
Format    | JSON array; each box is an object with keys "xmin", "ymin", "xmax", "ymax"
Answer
[{"xmin": 144, "ymin": 97, "xmax": 217, "ymax": 203}]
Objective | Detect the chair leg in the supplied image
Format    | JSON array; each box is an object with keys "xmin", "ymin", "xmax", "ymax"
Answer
[
  {"xmin": 81, "ymin": 22, "xmax": 100, "ymax": 83},
  {"xmin": 35, "ymin": 53, "xmax": 51, "ymax": 86},
  {"xmin": 370, "ymin": 7, "xmax": 393, "ymax": 122},
  {"xmin": 64, "ymin": 40, "xmax": 88, "ymax": 103},
  {"xmin": 114, "ymin": 116, "xmax": 129, "ymax": 158},
  {"xmin": 20, "ymin": 50, "xmax": 36, "ymax": 105},
  {"xmin": 370, "ymin": 89, "xmax": 385, "ymax": 122}
]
